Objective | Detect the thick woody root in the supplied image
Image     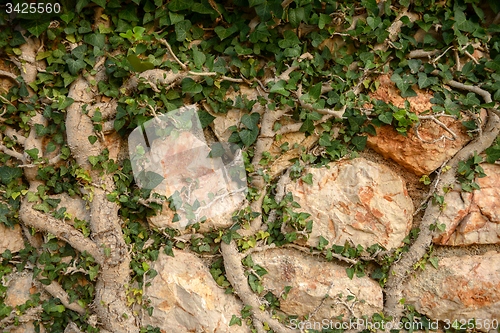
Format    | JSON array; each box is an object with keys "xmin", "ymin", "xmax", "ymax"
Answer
[{"xmin": 65, "ymin": 74, "xmax": 137, "ymax": 332}]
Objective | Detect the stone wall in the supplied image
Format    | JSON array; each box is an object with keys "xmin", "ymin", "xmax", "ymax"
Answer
[{"xmin": 3, "ymin": 77, "xmax": 499, "ymax": 332}]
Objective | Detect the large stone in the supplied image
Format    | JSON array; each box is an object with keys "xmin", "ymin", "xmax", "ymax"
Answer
[
  {"xmin": 403, "ymin": 251, "xmax": 500, "ymax": 331},
  {"xmin": 4, "ymin": 272, "xmax": 46, "ymax": 333},
  {"xmin": 284, "ymin": 158, "xmax": 413, "ymax": 250},
  {"xmin": 141, "ymin": 249, "xmax": 249, "ymax": 333},
  {"xmin": 0, "ymin": 224, "xmax": 24, "ymax": 254},
  {"xmin": 367, "ymin": 74, "xmax": 472, "ymax": 176},
  {"xmin": 434, "ymin": 163, "xmax": 500, "ymax": 246},
  {"xmin": 252, "ymin": 248, "xmax": 383, "ymax": 320}
]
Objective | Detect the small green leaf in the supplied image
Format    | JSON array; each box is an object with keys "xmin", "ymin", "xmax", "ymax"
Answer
[
  {"xmin": 269, "ymin": 80, "xmax": 290, "ymax": 96},
  {"xmin": 25, "ymin": 148, "xmax": 39, "ymax": 160},
  {"xmin": 429, "ymin": 257, "xmax": 439, "ymax": 269},
  {"xmin": 66, "ymin": 58, "xmax": 86, "ymax": 75},
  {"xmin": 239, "ymin": 128, "xmax": 259, "ymax": 147},
  {"xmin": 417, "ymin": 72, "xmax": 438, "ymax": 89},
  {"xmin": 378, "ymin": 112, "xmax": 393, "ymax": 124},
  {"xmin": 229, "ymin": 315, "xmax": 242, "ymax": 326},
  {"xmin": 168, "ymin": 0, "xmax": 194, "ymax": 11},
  {"xmin": 88, "ymin": 136, "xmax": 98, "ymax": 144},
  {"xmin": 318, "ymin": 13, "xmax": 332, "ymax": 29},
  {"xmin": 241, "ymin": 113, "xmax": 260, "ymax": 130},
  {"xmin": 299, "ymin": 118, "xmax": 315, "ymax": 134},
  {"xmin": 351, "ymin": 136, "xmax": 367, "ymax": 151},
  {"xmin": 0, "ymin": 166, "xmax": 23, "ymax": 185},
  {"xmin": 25, "ymin": 20, "xmax": 50, "ymax": 38},
  {"xmin": 301, "ymin": 173, "xmax": 313, "ymax": 185},
  {"xmin": 182, "ymin": 78, "xmax": 203, "ymax": 94},
  {"xmin": 197, "ymin": 110, "xmax": 216, "ymax": 128},
  {"xmin": 346, "ymin": 267, "xmax": 355, "ymax": 279},
  {"xmin": 92, "ymin": 0, "xmax": 107, "ymax": 8},
  {"xmin": 71, "ymin": 45, "xmax": 88, "ymax": 59},
  {"xmin": 127, "ymin": 54, "xmax": 155, "ymax": 73},
  {"xmin": 175, "ymin": 20, "xmax": 192, "ymax": 41},
  {"xmin": 192, "ymin": 47, "xmax": 206, "ymax": 68},
  {"xmin": 84, "ymin": 33, "xmax": 106, "ymax": 49}
]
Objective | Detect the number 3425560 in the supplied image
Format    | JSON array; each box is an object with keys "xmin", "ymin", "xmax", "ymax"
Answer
[{"xmin": 6, "ymin": 2, "xmax": 62, "ymax": 14}]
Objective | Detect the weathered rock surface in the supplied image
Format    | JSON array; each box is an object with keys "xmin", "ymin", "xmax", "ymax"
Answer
[
  {"xmin": 434, "ymin": 163, "xmax": 500, "ymax": 246},
  {"xmin": 367, "ymin": 74, "xmax": 472, "ymax": 176},
  {"xmin": 252, "ymin": 248, "xmax": 383, "ymax": 320},
  {"xmin": 4, "ymin": 273, "xmax": 46, "ymax": 333},
  {"xmin": 403, "ymin": 251, "xmax": 500, "ymax": 329},
  {"xmin": 284, "ymin": 158, "xmax": 413, "ymax": 250},
  {"xmin": 0, "ymin": 224, "xmax": 24, "ymax": 254},
  {"xmin": 141, "ymin": 249, "xmax": 249, "ymax": 333}
]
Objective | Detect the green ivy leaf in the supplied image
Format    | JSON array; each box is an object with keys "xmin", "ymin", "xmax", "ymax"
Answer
[
  {"xmin": 25, "ymin": 148, "xmax": 39, "ymax": 160},
  {"xmin": 175, "ymin": 20, "xmax": 192, "ymax": 41},
  {"xmin": 346, "ymin": 267, "xmax": 355, "ymax": 279},
  {"xmin": 229, "ymin": 315, "xmax": 242, "ymax": 326},
  {"xmin": 429, "ymin": 257, "xmax": 439, "ymax": 269},
  {"xmin": 269, "ymin": 80, "xmax": 290, "ymax": 96},
  {"xmin": 168, "ymin": 0, "xmax": 194, "ymax": 11},
  {"xmin": 351, "ymin": 136, "xmax": 367, "ymax": 151},
  {"xmin": 197, "ymin": 110, "xmax": 215, "ymax": 128},
  {"xmin": 0, "ymin": 166, "xmax": 23, "ymax": 185},
  {"xmin": 182, "ymin": 78, "xmax": 203, "ymax": 94},
  {"xmin": 241, "ymin": 113, "xmax": 260, "ymax": 130},
  {"xmin": 92, "ymin": 0, "xmax": 107, "ymax": 8},
  {"xmin": 25, "ymin": 20, "xmax": 50, "ymax": 38},
  {"xmin": 301, "ymin": 173, "xmax": 313, "ymax": 185},
  {"xmin": 454, "ymin": 11, "xmax": 477, "ymax": 33},
  {"xmin": 391, "ymin": 73, "xmax": 417, "ymax": 97},
  {"xmin": 239, "ymin": 128, "xmax": 259, "ymax": 147},
  {"xmin": 127, "ymin": 54, "xmax": 154, "ymax": 73},
  {"xmin": 485, "ymin": 140, "xmax": 500, "ymax": 163},
  {"xmin": 71, "ymin": 45, "xmax": 88, "ymax": 59},
  {"xmin": 318, "ymin": 13, "xmax": 332, "ymax": 29},
  {"xmin": 378, "ymin": 112, "xmax": 393, "ymax": 124},
  {"xmin": 66, "ymin": 58, "xmax": 86, "ymax": 75},
  {"xmin": 192, "ymin": 47, "xmax": 206, "ymax": 69},
  {"xmin": 88, "ymin": 136, "xmax": 98, "ymax": 144},
  {"xmin": 84, "ymin": 33, "xmax": 106, "ymax": 49},
  {"xmin": 417, "ymin": 72, "xmax": 438, "ymax": 89},
  {"xmin": 299, "ymin": 118, "xmax": 314, "ymax": 134}
]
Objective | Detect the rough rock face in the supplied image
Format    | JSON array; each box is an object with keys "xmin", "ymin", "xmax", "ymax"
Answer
[
  {"xmin": 434, "ymin": 163, "xmax": 500, "ymax": 246},
  {"xmin": 403, "ymin": 251, "xmax": 500, "ymax": 329},
  {"xmin": 367, "ymin": 74, "xmax": 471, "ymax": 176},
  {"xmin": 285, "ymin": 158, "xmax": 414, "ymax": 250},
  {"xmin": 252, "ymin": 248, "xmax": 383, "ymax": 320},
  {"xmin": 141, "ymin": 249, "xmax": 249, "ymax": 333},
  {"xmin": 4, "ymin": 273, "xmax": 46, "ymax": 333},
  {"xmin": 0, "ymin": 224, "xmax": 24, "ymax": 254}
]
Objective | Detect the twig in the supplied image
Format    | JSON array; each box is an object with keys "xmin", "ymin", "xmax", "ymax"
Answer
[
  {"xmin": 414, "ymin": 114, "xmax": 458, "ymax": 143},
  {"xmin": 0, "ymin": 143, "xmax": 25, "ymax": 162},
  {"xmin": 157, "ymin": 39, "xmax": 187, "ymax": 70},
  {"xmin": 0, "ymin": 69, "xmax": 19, "ymax": 83},
  {"xmin": 407, "ymin": 49, "xmax": 440, "ymax": 59}
]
